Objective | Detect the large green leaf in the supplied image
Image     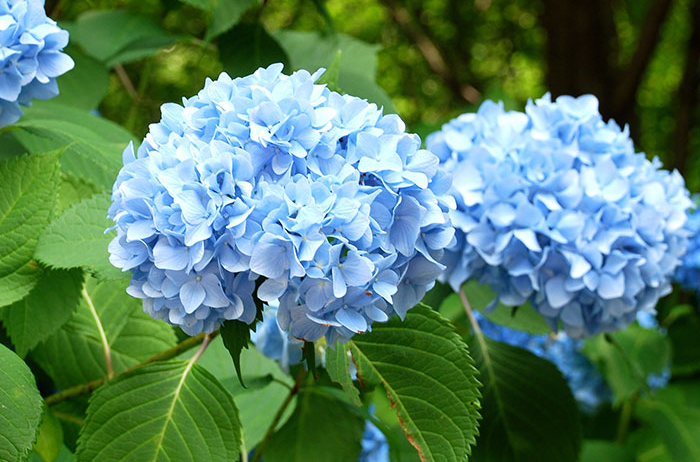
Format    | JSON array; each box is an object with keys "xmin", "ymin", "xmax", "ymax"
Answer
[
  {"xmin": 10, "ymin": 102, "xmax": 135, "ymax": 191},
  {"xmin": 667, "ymin": 307, "xmax": 700, "ymax": 376},
  {"xmin": 264, "ymin": 385, "xmax": 365, "ymax": 462},
  {"xmin": 635, "ymin": 384, "xmax": 700, "ymax": 461},
  {"xmin": 582, "ymin": 324, "xmax": 670, "ymax": 404},
  {"xmin": 0, "ymin": 151, "xmax": 60, "ymax": 308},
  {"xmin": 219, "ymin": 23, "xmax": 289, "ymax": 78},
  {"xmin": 349, "ymin": 305, "xmax": 481, "ymax": 462},
  {"xmin": 35, "ymin": 193, "xmax": 120, "ymax": 280},
  {"xmin": 76, "ymin": 361, "xmax": 241, "ymax": 461},
  {"xmin": 195, "ymin": 336, "xmax": 294, "ymax": 450},
  {"xmin": 468, "ymin": 336, "xmax": 582, "ymax": 462},
  {"xmin": 274, "ymin": 30, "xmax": 395, "ymax": 112},
  {"xmin": 30, "ymin": 276, "xmax": 177, "ymax": 388},
  {"xmin": 0, "ymin": 344, "xmax": 43, "ymax": 462},
  {"xmin": 0, "ymin": 268, "xmax": 83, "ymax": 357},
  {"xmin": 68, "ymin": 10, "xmax": 176, "ymax": 66},
  {"xmin": 53, "ymin": 47, "xmax": 110, "ymax": 110}
]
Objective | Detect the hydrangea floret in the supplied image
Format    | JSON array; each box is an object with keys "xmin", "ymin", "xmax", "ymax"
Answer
[
  {"xmin": 428, "ymin": 94, "xmax": 692, "ymax": 337},
  {"xmin": 675, "ymin": 205, "xmax": 700, "ymax": 293},
  {"xmin": 109, "ymin": 63, "xmax": 454, "ymax": 339},
  {"xmin": 0, "ymin": 0, "xmax": 74, "ymax": 126}
]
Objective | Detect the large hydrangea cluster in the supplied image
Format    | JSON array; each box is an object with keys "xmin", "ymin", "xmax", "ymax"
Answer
[
  {"xmin": 109, "ymin": 64, "xmax": 453, "ymax": 338},
  {"xmin": 675, "ymin": 206, "xmax": 700, "ymax": 293},
  {"xmin": 0, "ymin": 0, "xmax": 74, "ymax": 127},
  {"xmin": 428, "ymin": 94, "xmax": 692, "ymax": 337}
]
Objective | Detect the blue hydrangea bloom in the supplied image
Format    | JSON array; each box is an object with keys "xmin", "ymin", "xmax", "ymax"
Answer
[
  {"xmin": 675, "ymin": 206, "xmax": 700, "ymax": 293},
  {"xmin": 429, "ymin": 94, "xmax": 692, "ymax": 337},
  {"xmin": 109, "ymin": 64, "xmax": 454, "ymax": 338},
  {"xmin": 359, "ymin": 415, "xmax": 390, "ymax": 462},
  {"xmin": 0, "ymin": 0, "xmax": 74, "ymax": 127},
  {"xmin": 251, "ymin": 303, "xmax": 303, "ymax": 371},
  {"xmin": 474, "ymin": 312, "xmax": 610, "ymax": 412}
]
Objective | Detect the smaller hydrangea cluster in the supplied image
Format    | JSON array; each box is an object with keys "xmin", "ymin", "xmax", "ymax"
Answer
[
  {"xmin": 675, "ymin": 205, "xmax": 700, "ymax": 293},
  {"xmin": 474, "ymin": 312, "xmax": 610, "ymax": 412},
  {"xmin": 251, "ymin": 311, "xmax": 389, "ymax": 462},
  {"xmin": 109, "ymin": 64, "xmax": 453, "ymax": 338},
  {"xmin": 0, "ymin": 0, "xmax": 74, "ymax": 127},
  {"xmin": 429, "ymin": 94, "xmax": 692, "ymax": 337},
  {"xmin": 251, "ymin": 304, "xmax": 303, "ymax": 372},
  {"xmin": 359, "ymin": 415, "xmax": 390, "ymax": 462}
]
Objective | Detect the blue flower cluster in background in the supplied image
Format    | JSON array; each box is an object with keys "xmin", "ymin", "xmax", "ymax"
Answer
[
  {"xmin": 359, "ymin": 415, "xmax": 390, "ymax": 462},
  {"xmin": 251, "ymin": 303, "xmax": 303, "ymax": 372},
  {"xmin": 0, "ymin": 0, "xmax": 74, "ymax": 127},
  {"xmin": 109, "ymin": 64, "xmax": 454, "ymax": 338},
  {"xmin": 675, "ymin": 205, "xmax": 700, "ymax": 294},
  {"xmin": 428, "ymin": 94, "xmax": 692, "ymax": 338}
]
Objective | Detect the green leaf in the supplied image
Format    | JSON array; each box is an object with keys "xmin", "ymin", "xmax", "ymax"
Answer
[
  {"xmin": 468, "ymin": 336, "xmax": 582, "ymax": 462},
  {"xmin": 10, "ymin": 102, "xmax": 136, "ymax": 190},
  {"xmin": 0, "ymin": 151, "xmax": 60, "ymax": 308},
  {"xmin": 53, "ymin": 47, "xmax": 109, "ymax": 110},
  {"xmin": 0, "ymin": 268, "xmax": 83, "ymax": 357},
  {"xmin": 325, "ymin": 341, "xmax": 362, "ymax": 406},
  {"xmin": 57, "ymin": 173, "xmax": 100, "ymax": 215},
  {"xmin": 582, "ymin": 324, "xmax": 670, "ymax": 404},
  {"xmin": 316, "ymin": 50, "xmax": 342, "ymax": 92},
  {"xmin": 667, "ymin": 308, "xmax": 700, "ymax": 376},
  {"xmin": 626, "ymin": 427, "xmax": 672, "ymax": 462},
  {"xmin": 195, "ymin": 337, "xmax": 295, "ymax": 449},
  {"xmin": 29, "ymin": 445, "xmax": 76, "ymax": 462},
  {"xmin": 32, "ymin": 405, "xmax": 64, "ymax": 462},
  {"xmin": 0, "ymin": 343, "xmax": 43, "ymax": 462},
  {"xmin": 349, "ymin": 305, "xmax": 481, "ymax": 462},
  {"xmin": 30, "ymin": 276, "xmax": 177, "ymax": 388},
  {"xmin": 264, "ymin": 385, "xmax": 365, "ymax": 462},
  {"xmin": 35, "ymin": 193, "xmax": 119, "ymax": 280},
  {"xmin": 219, "ymin": 23, "xmax": 289, "ymax": 78},
  {"xmin": 76, "ymin": 361, "xmax": 241, "ymax": 461},
  {"xmin": 69, "ymin": 10, "xmax": 176, "ymax": 66},
  {"xmin": 440, "ymin": 281, "xmax": 550, "ymax": 335},
  {"xmin": 580, "ymin": 440, "xmax": 633, "ymax": 462},
  {"xmin": 635, "ymin": 383, "xmax": 700, "ymax": 461},
  {"xmin": 220, "ymin": 319, "xmax": 252, "ymax": 387},
  {"xmin": 274, "ymin": 30, "xmax": 395, "ymax": 112},
  {"xmin": 207, "ymin": 0, "xmax": 257, "ymax": 40}
]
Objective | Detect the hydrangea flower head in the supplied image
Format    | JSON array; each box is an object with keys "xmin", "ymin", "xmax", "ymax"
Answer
[
  {"xmin": 109, "ymin": 64, "xmax": 453, "ymax": 338},
  {"xmin": 675, "ymin": 206, "xmax": 700, "ymax": 293},
  {"xmin": 429, "ymin": 94, "xmax": 692, "ymax": 337},
  {"xmin": 0, "ymin": 0, "xmax": 74, "ymax": 126}
]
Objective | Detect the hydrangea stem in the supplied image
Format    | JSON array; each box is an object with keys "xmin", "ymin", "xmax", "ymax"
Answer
[
  {"xmin": 615, "ymin": 394, "xmax": 637, "ymax": 444},
  {"xmin": 45, "ymin": 331, "xmax": 218, "ymax": 406},
  {"xmin": 250, "ymin": 368, "xmax": 307, "ymax": 462}
]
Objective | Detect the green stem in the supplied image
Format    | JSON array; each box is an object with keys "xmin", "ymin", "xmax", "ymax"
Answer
[
  {"xmin": 616, "ymin": 395, "xmax": 637, "ymax": 444},
  {"xmin": 45, "ymin": 331, "xmax": 218, "ymax": 406},
  {"xmin": 250, "ymin": 368, "xmax": 306, "ymax": 462}
]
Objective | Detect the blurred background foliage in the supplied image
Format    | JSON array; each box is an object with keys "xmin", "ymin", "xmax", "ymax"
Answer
[{"xmin": 47, "ymin": 0, "xmax": 700, "ymax": 190}]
